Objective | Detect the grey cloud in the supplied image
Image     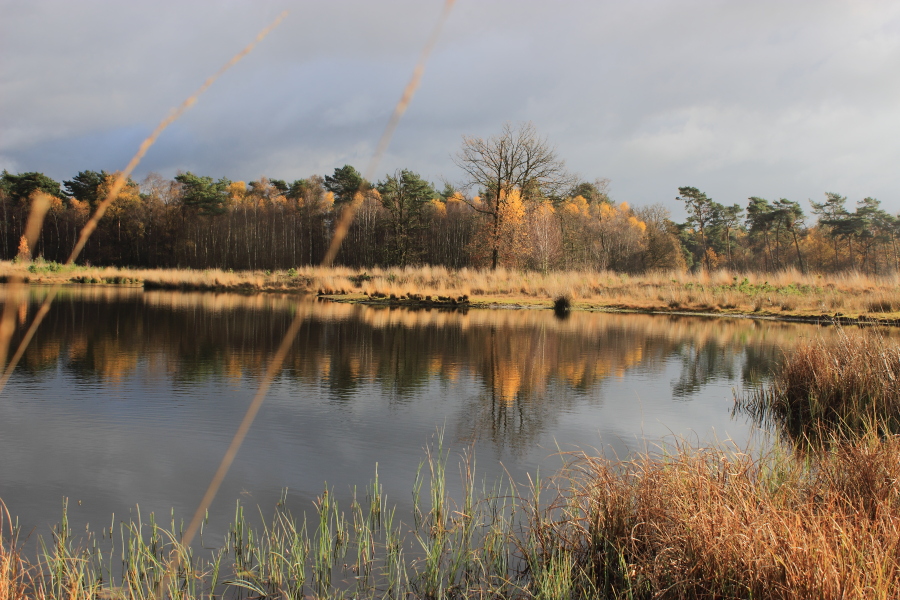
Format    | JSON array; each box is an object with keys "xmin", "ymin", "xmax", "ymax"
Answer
[{"xmin": 3, "ymin": 0, "xmax": 900, "ymax": 216}]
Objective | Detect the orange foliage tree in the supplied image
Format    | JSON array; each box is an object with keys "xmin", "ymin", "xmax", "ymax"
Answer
[{"xmin": 454, "ymin": 122, "xmax": 571, "ymax": 269}]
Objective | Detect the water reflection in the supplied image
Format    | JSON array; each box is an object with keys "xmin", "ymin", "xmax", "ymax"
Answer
[
  {"xmin": 9, "ymin": 289, "xmax": 812, "ymax": 414},
  {"xmin": 0, "ymin": 285, "xmax": 850, "ymax": 539}
]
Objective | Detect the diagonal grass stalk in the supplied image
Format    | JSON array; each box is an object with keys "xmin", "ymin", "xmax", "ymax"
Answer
[{"xmin": 0, "ymin": 13, "xmax": 288, "ymax": 397}]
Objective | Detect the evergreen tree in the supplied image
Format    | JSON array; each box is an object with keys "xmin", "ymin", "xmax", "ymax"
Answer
[
  {"xmin": 175, "ymin": 172, "xmax": 231, "ymax": 216},
  {"xmin": 324, "ymin": 165, "xmax": 366, "ymax": 205},
  {"xmin": 63, "ymin": 170, "xmax": 108, "ymax": 208},
  {"xmin": 1, "ymin": 170, "xmax": 62, "ymax": 202},
  {"xmin": 677, "ymin": 186, "xmax": 721, "ymax": 270},
  {"xmin": 377, "ymin": 170, "xmax": 436, "ymax": 266},
  {"xmin": 811, "ymin": 192, "xmax": 848, "ymax": 270},
  {"xmin": 746, "ymin": 197, "xmax": 775, "ymax": 271}
]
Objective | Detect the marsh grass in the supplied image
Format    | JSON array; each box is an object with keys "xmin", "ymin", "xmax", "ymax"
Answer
[
  {"xmin": 548, "ymin": 435, "xmax": 900, "ymax": 599},
  {"xmin": 0, "ymin": 501, "xmax": 25, "ymax": 600},
  {"xmin": 7, "ymin": 432, "xmax": 900, "ymax": 599},
  {"xmin": 7, "ymin": 261, "xmax": 900, "ymax": 319},
  {"xmin": 740, "ymin": 328, "xmax": 900, "ymax": 444},
  {"xmin": 2, "ymin": 436, "xmax": 525, "ymax": 600}
]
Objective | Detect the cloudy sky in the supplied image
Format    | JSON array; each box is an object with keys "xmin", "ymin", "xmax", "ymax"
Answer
[{"xmin": 3, "ymin": 0, "xmax": 900, "ymax": 218}]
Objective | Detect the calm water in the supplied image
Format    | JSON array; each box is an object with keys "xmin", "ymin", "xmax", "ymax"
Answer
[{"xmin": 0, "ymin": 285, "xmax": 830, "ymax": 541}]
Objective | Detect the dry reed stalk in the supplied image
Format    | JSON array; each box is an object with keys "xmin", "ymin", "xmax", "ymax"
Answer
[
  {"xmin": 0, "ymin": 15, "xmax": 289, "ymax": 594},
  {"xmin": 70, "ymin": 12, "xmax": 287, "ymax": 265},
  {"xmin": 540, "ymin": 434, "xmax": 900, "ymax": 598},
  {"xmin": 0, "ymin": 500, "xmax": 25, "ymax": 600},
  {"xmin": 742, "ymin": 328, "xmax": 900, "ymax": 444},
  {"xmin": 323, "ymin": 0, "xmax": 456, "ymax": 266},
  {"xmin": 0, "ymin": 15, "xmax": 287, "ymax": 397},
  {"xmin": 182, "ymin": 0, "xmax": 456, "ymax": 551},
  {"xmin": 0, "ymin": 193, "xmax": 51, "ymax": 370},
  {"xmin": 179, "ymin": 303, "xmax": 308, "ymax": 548}
]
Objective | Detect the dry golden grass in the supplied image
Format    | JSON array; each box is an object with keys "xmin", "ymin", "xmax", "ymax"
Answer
[
  {"xmin": 546, "ymin": 433, "xmax": 900, "ymax": 598},
  {"xmin": 741, "ymin": 328, "xmax": 900, "ymax": 444},
  {"xmin": 7, "ymin": 262, "xmax": 900, "ymax": 320},
  {"xmin": 0, "ymin": 501, "xmax": 25, "ymax": 600}
]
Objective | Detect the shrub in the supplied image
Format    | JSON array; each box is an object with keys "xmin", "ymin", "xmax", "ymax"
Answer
[{"xmin": 740, "ymin": 329, "xmax": 900, "ymax": 443}]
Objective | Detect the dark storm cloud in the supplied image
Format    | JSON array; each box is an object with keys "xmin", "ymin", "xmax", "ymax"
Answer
[{"xmin": 3, "ymin": 0, "xmax": 900, "ymax": 215}]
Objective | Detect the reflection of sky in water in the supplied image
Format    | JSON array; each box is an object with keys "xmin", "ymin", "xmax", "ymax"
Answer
[{"xmin": 0, "ymin": 287, "xmax": 832, "ymax": 544}]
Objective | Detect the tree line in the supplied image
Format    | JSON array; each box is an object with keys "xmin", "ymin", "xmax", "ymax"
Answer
[
  {"xmin": 0, "ymin": 123, "xmax": 895, "ymax": 274},
  {"xmin": 676, "ymin": 187, "xmax": 900, "ymax": 275}
]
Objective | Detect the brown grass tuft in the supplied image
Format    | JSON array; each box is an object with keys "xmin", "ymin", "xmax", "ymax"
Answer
[
  {"xmin": 538, "ymin": 434, "xmax": 900, "ymax": 598},
  {"xmin": 741, "ymin": 328, "xmax": 900, "ymax": 444},
  {"xmin": 0, "ymin": 500, "xmax": 25, "ymax": 600}
]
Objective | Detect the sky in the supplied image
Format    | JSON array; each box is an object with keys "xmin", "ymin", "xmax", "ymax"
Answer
[{"xmin": 3, "ymin": 0, "xmax": 900, "ymax": 219}]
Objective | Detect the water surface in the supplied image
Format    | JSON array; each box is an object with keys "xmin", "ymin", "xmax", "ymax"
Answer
[{"xmin": 0, "ymin": 286, "xmax": 833, "ymax": 541}]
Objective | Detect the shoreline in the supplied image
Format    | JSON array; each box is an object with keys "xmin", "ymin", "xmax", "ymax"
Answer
[
  {"xmin": 4, "ymin": 261, "xmax": 900, "ymax": 327},
  {"xmin": 326, "ymin": 292, "xmax": 899, "ymax": 327}
]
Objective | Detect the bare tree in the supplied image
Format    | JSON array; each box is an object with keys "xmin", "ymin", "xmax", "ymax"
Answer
[
  {"xmin": 140, "ymin": 172, "xmax": 181, "ymax": 207},
  {"xmin": 454, "ymin": 122, "xmax": 572, "ymax": 269}
]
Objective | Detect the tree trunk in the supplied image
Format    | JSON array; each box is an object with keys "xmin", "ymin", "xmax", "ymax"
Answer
[
  {"xmin": 491, "ymin": 211, "xmax": 500, "ymax": 270},
  {"xmin": 791, "ymin": 229, "xmax": 806, "ymax": 274}
]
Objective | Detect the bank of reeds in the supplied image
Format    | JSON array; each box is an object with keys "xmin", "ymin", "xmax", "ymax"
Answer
[
  {"xmin": 552, "ymin": 434, "xmax": 900, "ymax": 598},
  {"xmin": 7, "ymin": 260, "xmax": 900, "ymax": 320},
  {"xmin": 741, "ymin": 328, "xmax": 900, "ymax": 443},
  {"xmin": 5, "ymin": 429, "xmax": 900, "ymax": 599}
]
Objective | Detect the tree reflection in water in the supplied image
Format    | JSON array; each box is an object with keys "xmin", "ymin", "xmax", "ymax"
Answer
[{"xmin": 4, "ymin": 285, "xmax": 866, "ymax": 453}]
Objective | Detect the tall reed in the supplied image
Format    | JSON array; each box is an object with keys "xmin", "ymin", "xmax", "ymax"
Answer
[
  {"xmin": 542, "ymin": 435, "xmax": 900, "ymax": 598},
  {"xmin": 740, "ymin": 327, "xmax": 900, "ymax": 443},
  {"xmin": 7, "ymin": 429, "xmax": 900, "ymax": 599},
  {"xmin": 0, "ymin": 500, "xmax": 25, "ymax": 600}
]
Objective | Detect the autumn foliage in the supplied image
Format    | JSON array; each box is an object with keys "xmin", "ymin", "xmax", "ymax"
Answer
[
  {"xmin": 4, "ymin": 161, "xmax": 896, "ymax": 276},
  {"xmin": 15, "ymin": 236, "xmax": 29, "ymax": 262},
  {"xmin": 0, "ymin": 168, "xmax": 681, "ymax": 272}
]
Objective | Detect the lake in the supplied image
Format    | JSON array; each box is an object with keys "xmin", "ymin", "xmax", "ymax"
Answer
[{"xmin": 0, "ymin": 285, "xmax": 832, "ymax": 543}]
